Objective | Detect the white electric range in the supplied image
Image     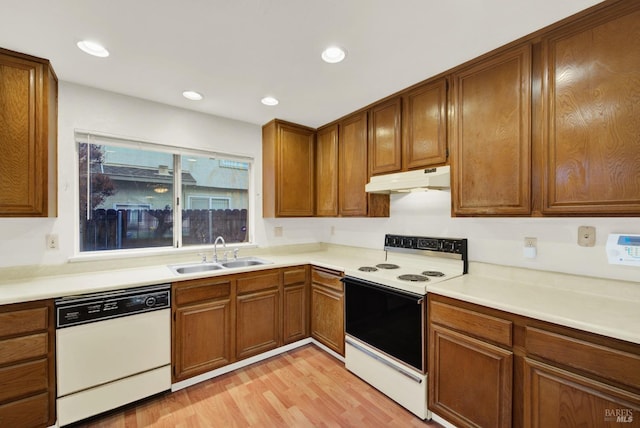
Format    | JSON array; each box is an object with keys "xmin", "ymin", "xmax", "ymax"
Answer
[{"xmin": 343, "ymin": 234, "xmax": 468, "ymax": 420}]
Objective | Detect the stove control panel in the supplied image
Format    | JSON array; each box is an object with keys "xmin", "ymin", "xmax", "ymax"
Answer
[{"xmin": 384, "ymin": 234, "xmax": 467, "ymax": 256}]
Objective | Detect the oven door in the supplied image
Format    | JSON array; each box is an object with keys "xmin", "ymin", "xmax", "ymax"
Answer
[{"xmin": 344, "ymin": 276, "xmax": 425, "ymax": 372}]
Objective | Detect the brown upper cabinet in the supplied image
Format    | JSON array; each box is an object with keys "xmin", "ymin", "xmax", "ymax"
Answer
[
  {"xmin": 402, "ymin": 78, "xmax": 448, "ymax": 170},
  {"xmin": 262, "ymin": 119, "xmax": 315, "ymax": 217},
  {"xmin": 338, "ymin": 111, "xmax": 390, "ymax": 217},
  {"xmin": 0, "ymin": 48, "xmax": 57, "ymax": 217},
  {"xmin": 450, "ymin": 43, "xmax": 533, "ymax": 216},
  {"xmin": 539, "ymin": 2, "xmax": 640, "ymax": 215},
  {"xmin": 316, "ymin": 124, "xmax": 339, "ymax": 217},
  {"xmin": 368, "ymin": 97, "xmax": 402, "ymax": 175},
  {"xmin": 339, "ymin": 111, "xmax": 369, "ymax": 216}
]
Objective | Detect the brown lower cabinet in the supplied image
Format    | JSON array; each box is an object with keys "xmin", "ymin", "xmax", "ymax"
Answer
[
  {"xmin": 172, "ymin": 276, "xmax": 233, "ymax": 382},
  {"xmin": 172, "ymin": 265, "xmax": 314, "ymax": 383},
  {"xmin": 428, "ymin": 294, "xmax": 640, "ymax": 428},
  {"xmin": 282, "ymin": 266, "xmax": 309, "ymax": 344},
  {"xmin": 310, "ymin": 267, "xmax": 344, "ymax": 355},
  {"xmin": 0, "ymin": 300, "xmax": 55, "ymax": 428},
  {"xmin": 235, "ymin": 270, "xmax": 281, "ymax": 359}
]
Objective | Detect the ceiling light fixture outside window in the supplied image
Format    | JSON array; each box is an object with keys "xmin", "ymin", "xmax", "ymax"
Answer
[
  {"xmin": 261, "ymin": 96, "xmax": 279, "ymax": 106},
  {"xmin": 77, "ymin": 40, "xmax": 110, "ymax": 58},
  {"xmin": 322, "ymin": 46, "xmax": 346, "ymax": 63},
  {"xmin": 182, "ymin": 90, "xmax": 203, "ymax": 101}
]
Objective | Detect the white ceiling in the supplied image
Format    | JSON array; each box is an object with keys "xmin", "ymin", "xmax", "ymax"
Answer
[{"xmin": 1, "ymin": 0, "xmax": 603, "ymax": 128}]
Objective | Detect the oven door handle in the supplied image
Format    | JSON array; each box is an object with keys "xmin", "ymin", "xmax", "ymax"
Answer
[{"xmin": 345, "ymin": 337, "xmax": 423, "ymax": 384}]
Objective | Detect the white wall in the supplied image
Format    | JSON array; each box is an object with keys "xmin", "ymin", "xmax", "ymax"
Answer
[{"xmin": 1, "ymin": 82, "xmax": 638, "ymax": 284}]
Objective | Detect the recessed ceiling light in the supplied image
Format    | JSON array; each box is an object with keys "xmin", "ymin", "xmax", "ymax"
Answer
[
  {"xmin": 261, "ymin": 96, "xmax": 279, "ymax": 106},
  {"xmin": 77, "ymin": 40, "xmax": 109, "ymax": 58},
  {"xmin": 182, "ymin": 90, "xmax": 203, "ymax": 101},
  {"xmin": 321, "ymin": 46, "xmax": 346, "ymax": 64}
]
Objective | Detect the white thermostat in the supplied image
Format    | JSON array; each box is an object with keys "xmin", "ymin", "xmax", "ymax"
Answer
[{"xmin": 606, "ymin": 234, "xmax": 640, "ymax": 266}]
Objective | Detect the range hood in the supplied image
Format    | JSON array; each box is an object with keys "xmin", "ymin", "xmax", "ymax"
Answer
[{"xmin": 365, "ymin": 165, "xmax": 450, "ymax": 194}]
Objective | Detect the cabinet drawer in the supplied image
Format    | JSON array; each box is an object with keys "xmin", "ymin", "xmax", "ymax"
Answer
[
  {"xmin": 174, "ymin": 280, "xmax": 231, "ymax": 307},
  {"xmin": 0, "ymin": 307, "xmax": 48, "ymax": 338},
  {"xmin": 430, "ymin": 300, "xmax": 512, "ymax": 347},
  {"xmin": 526, "ymin": 326, "xmax": 640, "ymax": 389},
  {"xmin": 311, "ymin": 268, "xmax": 343, "ymax": 292},
  {"xmin": 237, "ymin": 271, "xmax": 280, "ymax": 295},
  {"xmin": 0, "ymin": 391, "xmax": 50, "ymax": 428},
  {"xmin": 0, "ymin": 333, "xmax": 48, "ymax": 366},
  {"xmin": 283, "ymin": 267, "xmax": 307, "ymax": 286},
  {"xmin": 0, "ymin": 358, "xmax": 48, "ymax": 402}
]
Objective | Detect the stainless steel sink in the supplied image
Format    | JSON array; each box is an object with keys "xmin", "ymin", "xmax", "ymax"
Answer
[
  {"xmin": 169, "ymin": 257, "xmax": 272, "ymax": 274},
  {"xmin": 221, "ymin": 257, "xmax": 273, "ymax": 269},
  {"xmin": 170, "ymin": 263, "xmax": 224, "ymax": 275}
]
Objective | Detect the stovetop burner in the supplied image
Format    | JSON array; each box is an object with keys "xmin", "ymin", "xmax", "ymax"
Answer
[
  {"xmin": 422, "ymin": 271, "xmax": 445, "ymax": 277},
  {"xmin": 358, "ymin": 266, "xmax": 378, "ymax": 272},
  {"xmin": 397, "ymin": 274, "xmax": 429, "ymax": 282},
  {"xmin": 376, "ymin": 263, "xmax": 400, "ymax": 269}
]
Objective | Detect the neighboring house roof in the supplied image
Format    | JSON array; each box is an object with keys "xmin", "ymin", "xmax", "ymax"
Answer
[{"xmin": 92, "ymin": 164, "xmax": 197, "ymax": 185}]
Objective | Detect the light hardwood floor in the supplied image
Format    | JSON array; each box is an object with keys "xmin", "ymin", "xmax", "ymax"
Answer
[{"xmin": 75, "ymin": 344, "xmax": 442, "ymax": 427}]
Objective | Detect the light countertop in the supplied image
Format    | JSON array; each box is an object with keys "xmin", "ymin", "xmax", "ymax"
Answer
[{"xmin": 1, "ymin": 244, "xmax": 638, "ymax": 345}]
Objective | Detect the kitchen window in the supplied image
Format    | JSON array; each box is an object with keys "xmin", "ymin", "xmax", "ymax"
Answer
[{"xmin": 77, "ymin": 133, "xmax": 251, "ymax": 253}]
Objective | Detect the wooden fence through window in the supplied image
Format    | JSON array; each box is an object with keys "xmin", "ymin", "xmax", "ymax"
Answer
[{"xmin": 81, "ymin": 208, "xmax": 248, "ymax": 251}]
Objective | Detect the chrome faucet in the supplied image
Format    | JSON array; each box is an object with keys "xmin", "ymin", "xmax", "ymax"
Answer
[{"xmin": 213, "ymin": 236, "xmax": 226, "ymax": 262}]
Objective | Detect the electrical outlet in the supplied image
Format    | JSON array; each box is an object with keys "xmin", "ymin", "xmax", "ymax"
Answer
[
  {"xmin": 274, "ymin": 226, "xmax": 283, "ymax": 237},
  {"xmin": 523, "ymin": 237, "xmax": 537, "ymax": 258},
  {"xmin": 578, "ymin": 226, "xmax": 596, "ymax": 247},
  {"xmin": 330, "ymin": 226, "xmax": 335, "ymax": 236},
  {"xmin": 46, "ymin": 234, "xmax": 59, "ymax": 250}
]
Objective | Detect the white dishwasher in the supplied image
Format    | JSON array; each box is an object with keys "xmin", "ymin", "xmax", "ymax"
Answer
[{"xmin": 55, "ymin": 284, "xmax": 171, "ymax": 426}]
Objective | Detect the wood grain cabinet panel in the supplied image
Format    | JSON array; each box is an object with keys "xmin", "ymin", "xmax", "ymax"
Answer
[
  {"xmin": 451, "ymin": 43, "xmax": 532, "ymax": 216},
  {"xmin": 235, "ymin": 269, "xmax": 281, "ymax": 359},
  {"xmin": 173, "ymin": 300, "xmax": 232, "ymax": 381},
  {"xmin": 282, "ymin": 266, "xmax": 309, "ymax": 344},
  {"xmin": 368, "ymin": 97, "xmax": 402, "ymax": 175},
  {"xmin": 172, "ymin": 279, "xmax": 232, "ymax": 382},
  {"xmin": 0, "ymin": 300, "xmax": 55, "ymax": 428},
  {"xmin": 541, "ymin": 4, "xmax": 640, "ymax": 215},
  {"xmin": 339, "ymin": 112, "xmax": 369, "ymax": 216},
  {"xmin": 402, "ymin": 78, "xmax": 448, "ymax": 170},
  {"xmin": 310, "ymin": 267, "xmax": 344, "ymax": 356},
  {"xmin": 0, "ymin": 48, "xmax": 57, "ymax": 217},
  {"xmin": 428, "ymin": 293, "xmax": 640, "ymax": 428},
  {"xmin": 523, "ymin": 358, "xmax": 640, "ymax": 428},
  {"xmin": 316, "ymin": 124, "xmax": 339, "ymax": 217},
  {"xmin": 428, "ymin": 296, "xmax": 513, "ymax": 428},
  {"xmin": 262, "ymin": 119, "xmax": 315, "ymax": 217}
]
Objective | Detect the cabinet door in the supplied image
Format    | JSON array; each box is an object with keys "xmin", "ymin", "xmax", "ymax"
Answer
[
  {"xmin": 311, "ymin": 283, "xmax": 344, "ymax": 356},
  {"xmin": 0, "ymin": 300, "xmax": 55, "ymax": 428},
  {"xmin": 283, "ymin": 284, "xmax": 308, "ymax": 344},
  {"xmin": 262, "ymin": 120, "xmax": 315, "ymax": 217},
  {"xmin": 339, "ymin": 112, "xmax": 368, "ymax": 216},
  {"xmin": 236, "ymin": 289, "xmax": 280, "ymax": 359},
  {"xmin": 524, "ymin": 358, "xmax": 640, "ymax": 428},
  {"xmin": 429, "ymin": 324, "xmax": 513, "ymax": 428},
  {"xmin": 0, "ymin": 50, "xmax": 57, "ymax": 217},
  {"xmin": 316, "ymin": 124, "xmax": 339, "ymax": 216},
  {"xmin": 541, "ymin": 5, "xmax": 640, "ymax": 215},
  {"xmin": 451, "ymin": 43, "xmax": 532, "ymax": 216},
  {"xmin": 283, "ymin": 267, "xmax": 308, "ymax": 344},
  {"xmin": 173, "ymin": 299, "xmax": 231, "ymax": 381},
  {"xmin": 369, "ymin": 97, "xmax": 402, "ymax": 175},
  {"xmin": 403, "ymin": 78, "xmax": 448, "ymax": 169}
]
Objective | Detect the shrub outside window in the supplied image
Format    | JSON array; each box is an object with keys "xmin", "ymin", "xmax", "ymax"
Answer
[{"xmin": 78, "ymin": 135, "xmax": 251, "ymax": 253}]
